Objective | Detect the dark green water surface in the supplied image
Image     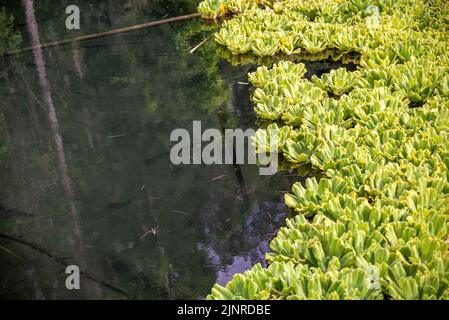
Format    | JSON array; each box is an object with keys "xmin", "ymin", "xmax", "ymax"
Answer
[{"xmin": 0, "ymin": 0, "xmax": 301, "ymax": 299}]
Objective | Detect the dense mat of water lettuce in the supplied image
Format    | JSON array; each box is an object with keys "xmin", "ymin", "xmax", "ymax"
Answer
[{"xmin": 199, "ymin": 0, "xmax": 449, "ymax": 299}]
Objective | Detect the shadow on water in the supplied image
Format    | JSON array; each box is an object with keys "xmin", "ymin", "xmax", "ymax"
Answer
[{"xmin": 0, "ymin": 1, "xmax": 349, "ymax": 299}]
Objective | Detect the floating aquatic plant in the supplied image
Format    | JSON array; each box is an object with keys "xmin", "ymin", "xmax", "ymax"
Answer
[
  {"xmin": 312, "ymin": 68, "xmax": 360, "ymax": 96},
  {"xmin": 199, "ymin": 0, "xmax": 273, "ymax": 19},
  {"xmin": 200, "ymin": 0, "xmax": 449, "ymax": 300}
]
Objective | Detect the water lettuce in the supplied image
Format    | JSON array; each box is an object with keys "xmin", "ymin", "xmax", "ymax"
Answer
[{"xmin": 200, "ymin": 0, "xmax": 449, "ymax": 300}]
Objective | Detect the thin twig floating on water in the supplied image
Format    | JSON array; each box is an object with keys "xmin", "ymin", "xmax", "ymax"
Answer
[
  {"xmin": 189, "ymin": 35, "xmax": 212, "ymax": 54},
  {"xmin": 0, "ymin": 232, "xmax": 130, "ymax": 298},
  {"xmin": 172, "ymin": 210, "xmax": 189, "ymax": 216},
  {"xmin": 106, "ymin": 133, "xmax": 127, "ymax": 139},
  {"xmin": 140, "ymin": 227, "xmax": 159, "ymax": 240},
  {"xmin": 211, "ymin": 174, "xmax": 226, "ymax": 181},
  {"xmin": 0, "ymin": 244, "xmax": 22, "ymax": 260},
  {"xmin": 1, "ymin": 12, "xmax": 202, "ymax": 57}
]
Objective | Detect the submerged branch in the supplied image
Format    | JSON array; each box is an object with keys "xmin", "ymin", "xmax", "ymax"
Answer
[
  {"xmin": 0, "ymin": 232, "xmax": 131, "ymax": 298},
  {"xmin": 1, "ymin": 12, "xmax": 202, "ymax": 57}
]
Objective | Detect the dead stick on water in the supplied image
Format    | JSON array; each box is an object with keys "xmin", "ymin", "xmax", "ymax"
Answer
[
  {"xmin": 1, "ymin": 13, "xmax": 202, "ymax": 57},
  {"xmin": 189, "ymin": 35, "xmax": 212, "ymax": 54},
  {"xmin": 0, "ymin": 232, "xmax": 130, "ymax": 298}
]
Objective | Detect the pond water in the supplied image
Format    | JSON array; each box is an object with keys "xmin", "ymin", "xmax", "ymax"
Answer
[
  {"xmin": 0, "ymin": 0, "xmax": 301, "ymax": 299},
  {"xmin": 0, "ymin": 0, "xmax": 352, "ymax": 300}
]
